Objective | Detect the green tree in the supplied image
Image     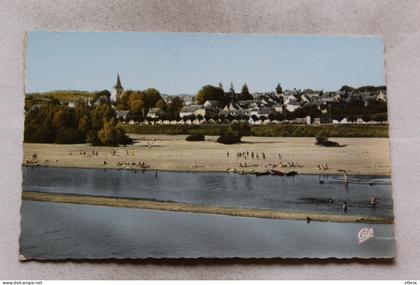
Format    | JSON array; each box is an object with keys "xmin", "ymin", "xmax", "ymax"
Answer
[
  {"xmin": 276, "ymin": 83, "xmax": 283, "ymax": 95},
  {"xmin": 78, "ymin": 115, "xmax": 91, "ymax": 132},
  {"xmin": 340, "ymin": 85, "xmax": 354, "ymax": 92},
  {"xmin": 128, "ymin": 90, "xmax": 144, "ymax": 103},
  {"xmin": 229, "ymin": 82, "xmax": 236, "ymax": 102},
  {"xmin": 55, "ymin": 128, "xmax": 84, "ymax": 144},
  {"xmin": 143, "ymin": 88, "xmax": 162, "ymax": 109},
  {"xmin": 24, "ymin": 96, "xmax": 133, "ymax": 146},
  {"xmin": 196, "ymin": 85, "xmax": 226, "ymax": 105},
  {"xmin": 52, "ymin": 108, "xmax": 69, "ymax": 129},
  {"xmin": 217, "ymin": 121, "xmax": 250, "ymax": 144},
  {"xmin": 374, "ymin": 114, "xmax": 387, "ymax": 122},
  {"xmin": 128, "ymin": 99, "xmax": 145, "ymax": 122},
  {"xmin": 229, "ymin": 82, "xmax": 235, "ymax": 94},
  {"xmin": 155, "ymin": 99, "xmax": 167, "ymax": 110},
  {"xmin": 129, "ymin": 99, "xmax": 144, "ymax": 114},
  {"xmin": 240, "ymin": 83, "xmax": 253, "ymax": 100},
  {"xmin": 86, "ymin": 130, "xmax": 100, "ymax": 145},
  {"xmin": 90, "ymin": 104, "xmax": 115, "ymax": 130},
  {"xmin": 167, "ymin": 97, "xmax": 184, "ymax": 119},
  {"xmin": 98, "ymin": 120, "xmax": 131, "ymax": 146}
]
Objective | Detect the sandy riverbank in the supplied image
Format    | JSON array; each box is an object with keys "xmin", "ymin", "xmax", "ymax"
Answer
[
  {"xmin": 22, "ymin": 191, "xmax": 393, "ymax": 224},
  {"xmin": 23, "ymin": 135, "xmax": 391, "ymax": 176}
]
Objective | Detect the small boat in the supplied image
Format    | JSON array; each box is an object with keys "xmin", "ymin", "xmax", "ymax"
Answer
[
  {"xmin": 255, "ymin": 171, "xmax": 270, "ymax": 176},
  {"xmin": 285, "ymin": 171, "xmax": 298, "ymax": 176},
  {"xmin": 270, "ymin": 170, "xmax": 285, "ymax": 176}
]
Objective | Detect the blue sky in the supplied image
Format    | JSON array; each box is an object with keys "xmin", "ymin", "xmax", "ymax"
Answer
[{"xmin": 26, "ymin": 32, "xmax": 384, "ymax": 94}]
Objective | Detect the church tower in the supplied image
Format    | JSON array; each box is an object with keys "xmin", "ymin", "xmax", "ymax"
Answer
[{"xmin": 111, "ymin": 74, "xmax": 124, "ymax": 102}]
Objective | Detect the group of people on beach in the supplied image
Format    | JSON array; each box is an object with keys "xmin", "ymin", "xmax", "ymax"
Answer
[
  {"xmin": 25, "ymin": 152, "xmax": 39, "ymax": 164},
  {"xmin": 116, "ymin": 161, "xmax": 149, "ymax": 168},
  {"xmin": 75, "ymin": 150, "xmax": 99, "ymax": 156},
  {"xmin": 70, "ymin": 147, "xmax": 142, "ymax": 168},
  {"xmin": 230, "ymin": 150, "xmax": 269, "ymax": 160},
  {"xmin": 226, "ymin": 150, "xmax": 304, "ymax": 171},
  {"xmin": 317, "ymin": 163, "xmax": 330, "ymax": 171},
  {"xmin": 111, "ymin": 149, "xmax": 135, "ymax": 156}
]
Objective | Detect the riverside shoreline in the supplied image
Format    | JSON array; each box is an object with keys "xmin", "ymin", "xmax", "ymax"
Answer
[
  {"xmin": 22, "ymin": 191, "xmax": 394, "ymax": 224},
  {"xmin": 23, "ymin": 135, "xmax": 392, "ymax": 176}
]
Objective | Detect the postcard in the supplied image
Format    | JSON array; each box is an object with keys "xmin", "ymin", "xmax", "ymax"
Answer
[{"xmin": 20, "ymin": 32, "xmax": 394, "ymax": 259}]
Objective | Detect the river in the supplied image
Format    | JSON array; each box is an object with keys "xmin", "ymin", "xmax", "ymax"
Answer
[
  {"xmin": 22, "ymin": 166, "xmax": 394, "ymax": 217},
  {"xmin": 20, "ymin": 200, "xmax": 395, "ymax": 259},
  {"xmin": 20, "ymin": 166, "xmax": 395, "ymax": 259}
]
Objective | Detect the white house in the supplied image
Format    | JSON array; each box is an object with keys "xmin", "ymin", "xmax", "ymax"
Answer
[
  {"xmin": 285, "ymin": 102, "xmax": 301, "ymax": 112},
  {"xmin": 179, "ymin": 105, "xmax": 206, "ymax": 118},
  {"xmin": 376, "ymin": 91, "xmax": 387, "ymax": 103},
  {"xmin": 115, "ymin": 110, "xmax": 129, "ymax": 120},
  {"xmin": 203, "ymin": 100, "xmax": 220, "ymax": 111},
  {"xmin": 147, "ymin": 108, "xmax": 161, "ymax": 118}
]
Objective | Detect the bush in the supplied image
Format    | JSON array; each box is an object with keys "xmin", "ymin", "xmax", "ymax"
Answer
[
  {"xmin": 185, "ymin": 134, "xmax": 205, "ymax": 141},
  {"xmin": 315, "ymin": 134, "xmax": 329, "ymax": 145},
  {"xmin": 321, "ymin": 140, "xmax": 340, "ymax": 147},
  {"xmin": 217, "ymin": 128, "xmax": 241, "ymax": 144},
  {"xmin": 216, "ymin": 122, "xmax": 251, "ymax": 144},
  {"xmin": 315, "ymin": 133, "xmax": 340, "ymax": 147}
]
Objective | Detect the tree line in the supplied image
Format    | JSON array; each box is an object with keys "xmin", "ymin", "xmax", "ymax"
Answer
[{"xmin": 24, "ymin": 94, "xmax": 132, "ymax": 146}]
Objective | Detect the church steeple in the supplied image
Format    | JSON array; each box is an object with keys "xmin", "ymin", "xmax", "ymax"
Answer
[
  {"xmin": 111, "ymin": 74, "xmax": 124, "ymax": 102},
  {"xmin": 114, "ymin": 74, "xmax": 123, "ymax": 90}
]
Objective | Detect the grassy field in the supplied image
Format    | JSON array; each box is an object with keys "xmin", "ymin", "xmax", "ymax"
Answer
[
  {"xmin": 122, "ymin": 124, "xmax": 389, "ymax": 138},
  {"xmin": 22, "ymin": 191, "xmax": 393, "ymax": 224}
]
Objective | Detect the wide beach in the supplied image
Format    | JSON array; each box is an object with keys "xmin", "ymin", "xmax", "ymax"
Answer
[{"xmin": 23, "ymin": 134, "xmax": 391, "ymax": 176}]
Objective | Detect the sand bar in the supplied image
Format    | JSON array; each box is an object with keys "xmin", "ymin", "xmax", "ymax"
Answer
[
  {"xmin": 22, "ymin": 191, "xmax": 393, "ymax": 224},
  {"xmin": 23, "ymin": 135, "xmax": 391, "ymax": 176}
]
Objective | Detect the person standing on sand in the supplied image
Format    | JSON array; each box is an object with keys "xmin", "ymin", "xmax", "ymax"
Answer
[{"xmin": 227, "ymin": 151, "xmax": 229, "ymax": 158}]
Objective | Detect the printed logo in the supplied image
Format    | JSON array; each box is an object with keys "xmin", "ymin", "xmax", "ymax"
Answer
[{"xmin": 358, "ymin": 227, "xmax": 375, "ymax": 244}]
